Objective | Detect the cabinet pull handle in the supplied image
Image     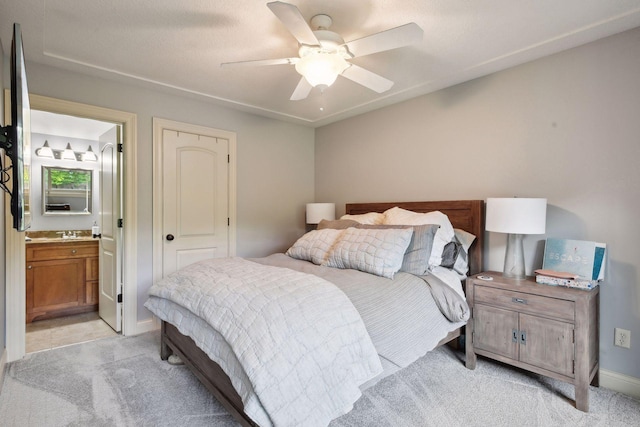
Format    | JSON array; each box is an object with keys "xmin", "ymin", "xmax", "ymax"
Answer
[
  {"xmin": 512, "ymin": 297, "xmax": 527, "ymax": 304},
  {"xmin": 512, "ymin": 329, "xmax": 518, "ymax": 342},
  {"xmin": 520, "ymin": 331, "xmax": 527, "ymax": 345}
]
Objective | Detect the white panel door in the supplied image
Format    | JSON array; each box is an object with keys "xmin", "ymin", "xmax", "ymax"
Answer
[
  {"xmin": 99, "ymin": 125, "xmax": 122, "ymax": 332},
  {"xmin": 162, "ymin": 130, "xmax": 229, "ymax": 276}
]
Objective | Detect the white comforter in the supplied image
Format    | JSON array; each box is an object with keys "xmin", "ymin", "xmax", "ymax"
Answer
[{"xmin": 145, "ymin": 257, "xmax": 382, "ymax": 427}]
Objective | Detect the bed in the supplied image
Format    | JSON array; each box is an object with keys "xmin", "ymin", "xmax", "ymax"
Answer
[{"xmin": 147, "ymin": 200, "xmax": 484, "ymax": 427}]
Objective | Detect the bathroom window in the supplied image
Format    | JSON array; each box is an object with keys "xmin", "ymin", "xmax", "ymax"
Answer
[{"xmin": 42, "ymin": 166, "xmax": 93, "ymax": 215}]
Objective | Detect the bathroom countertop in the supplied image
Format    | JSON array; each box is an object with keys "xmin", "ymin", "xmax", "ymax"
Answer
[{"xmin": 25, "ymin": 236, "xmax": 98, "ymax": 244}]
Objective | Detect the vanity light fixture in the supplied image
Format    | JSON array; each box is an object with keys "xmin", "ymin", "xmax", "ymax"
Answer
[
  {"xmin": 82, "ymin": 146, "xmax": 98, "ymax": 162},
  {"xmin": 35, "ymin": 141, "xmax": 99, "ymax": 162},
  {"xmin": 35, "ymin": 140, "xmax": 54, "ymax": 158}
]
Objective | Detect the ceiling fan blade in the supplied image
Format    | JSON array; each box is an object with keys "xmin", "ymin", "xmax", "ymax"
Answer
[
  {"xmin": 341, "ymin": 64, "xmax": 394, "ymax": 93},
  {"xmin": 267, "ymin": 1, "xmax": 320, "ymax": 46},
  {"xmin": 221, "ymin": 58, "xmax": 297, "ymax": 68},
  {"xmin": 345, "ymin": 23, "xmax": 423, "ymax": 57},
  {"xmin": 290, "ymin": 77, "xmax": 313, "ymax": 101}
]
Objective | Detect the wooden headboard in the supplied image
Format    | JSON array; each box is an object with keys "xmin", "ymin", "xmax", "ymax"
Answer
[{"xmin": 345, "ymin": 200, "xmax": 485, "ymax": 275}]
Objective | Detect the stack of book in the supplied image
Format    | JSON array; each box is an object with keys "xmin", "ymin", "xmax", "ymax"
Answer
[
  {"xmin": 534, "ymin": 269, "xmax": 600, "ymax": 289},
  {"xmin": 535, "ymin": 238, "xmax": 606, "ymax": 290}
]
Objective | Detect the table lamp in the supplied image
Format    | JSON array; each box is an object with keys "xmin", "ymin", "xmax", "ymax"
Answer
[
  {"xmin": 486, "ymin": 197, "xmax": 547, "ymax": 279},
  {"xmin": 306, "ymin": 203, "xmax": 335, "ymax": 225}
]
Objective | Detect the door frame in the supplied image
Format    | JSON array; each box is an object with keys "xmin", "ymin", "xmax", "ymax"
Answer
[
  {"xmin": 4, "ymin": 93, "xmax": 138, "ymax": 361},
  {"xmin": 152, "ymin": 118, "xmax": 237, "ymax": 284}
]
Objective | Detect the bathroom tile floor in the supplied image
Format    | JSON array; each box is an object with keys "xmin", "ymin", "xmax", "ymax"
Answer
[{"xmin": 25, "ymin": 311, "xmax": 118, "ymax": 353}]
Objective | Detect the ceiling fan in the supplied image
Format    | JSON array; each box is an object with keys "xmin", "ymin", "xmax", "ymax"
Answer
[{"xmin": 221, "ymin": 1, "xmax": 423, "ymax": 101}]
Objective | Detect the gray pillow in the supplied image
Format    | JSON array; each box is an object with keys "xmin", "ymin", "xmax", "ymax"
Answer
[
  {"xmin": 357, "ymin": 223, "xmax": 439, "ymax": 276},
  {"xmin": 323, "ymin": 227, "xmax": 414, "ymax": 279},
  {"xmin": 440, "ymin": 239, "xmax": 462, "ymax": 269}
]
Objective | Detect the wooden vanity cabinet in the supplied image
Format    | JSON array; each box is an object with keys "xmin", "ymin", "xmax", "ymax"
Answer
[{"xmin": 26, "ymin": 240, "xmax": 99, "ymax": 323}]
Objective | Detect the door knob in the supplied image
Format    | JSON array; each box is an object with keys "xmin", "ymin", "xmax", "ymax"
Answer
[{"xmin": 166, "ymin": 234, "xmax": 175, "ymax": 241}]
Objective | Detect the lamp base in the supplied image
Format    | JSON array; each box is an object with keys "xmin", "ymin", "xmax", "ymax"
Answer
[{"xmin": 503, "ymin": 233, "xmax": 526, "ymax": 280}]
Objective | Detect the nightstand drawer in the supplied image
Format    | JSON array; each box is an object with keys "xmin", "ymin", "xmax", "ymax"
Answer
[{"xmin": 475, "ymin": 285, "xmax": 575, "ymax": 322}]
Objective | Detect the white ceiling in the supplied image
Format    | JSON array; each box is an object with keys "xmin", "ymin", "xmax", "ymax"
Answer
[
  {"xmin": 2, "ymin": 1, "xmax": 640, "ymax": 128},
  {"xmin": 30, "ymin": 110, "xmax": 115, "ymax": 141}
]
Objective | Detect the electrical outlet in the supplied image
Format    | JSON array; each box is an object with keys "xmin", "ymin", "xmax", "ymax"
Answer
[{"xmin": 614, "ymin": 328, "xmax": 631, "ymax": 349}]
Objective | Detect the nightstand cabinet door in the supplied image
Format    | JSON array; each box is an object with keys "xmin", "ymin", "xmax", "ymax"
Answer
[
  {"xmin": 519, "ymin": 313, "xmax": 574, "ymax": 377},
  {"xmin": 473, "ymin": 304, "xmax": 519, "ymax": 360}
]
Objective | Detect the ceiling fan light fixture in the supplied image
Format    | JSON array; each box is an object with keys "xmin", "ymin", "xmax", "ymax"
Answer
[{"xmin": 295, "ymin": 52, "xmax": 349, "ymax": 87}]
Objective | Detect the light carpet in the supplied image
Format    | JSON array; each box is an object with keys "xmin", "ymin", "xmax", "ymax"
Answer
[{"xmin": 0, "ymin": 331, "xmax": 638, "ymax": 426}]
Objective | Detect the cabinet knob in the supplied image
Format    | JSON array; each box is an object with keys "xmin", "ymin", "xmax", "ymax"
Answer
[
  {"xmin": 166, "ymin": 234, "xmax": 175, "ymax": 241},
  {"xmin": 27, "ymin": 265, "xmax": 32, "ymax": 270},
  {"xmin": 71, "ymin": 249, "xmax": 77, "ymax": 254}
]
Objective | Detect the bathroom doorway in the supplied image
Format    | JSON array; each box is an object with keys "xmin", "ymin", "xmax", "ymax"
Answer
[
  {"xmin": 25, "ymin": 110, "xmax": 119, "ymax": 352},
  {"xmin": 4, "ymin": 93, "xmax": 138, "ymax": 362}
]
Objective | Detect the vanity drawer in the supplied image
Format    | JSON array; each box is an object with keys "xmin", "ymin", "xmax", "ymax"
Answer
[
  {"xmin": 475, "ymin": 285, "xmax": 575, "ymax": 322},
  {"xmin": 27, "ymin": 242, "xmax": 98, "ymax": 262}
]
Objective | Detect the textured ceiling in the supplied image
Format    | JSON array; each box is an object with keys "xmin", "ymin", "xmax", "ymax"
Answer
[{"xmin": 2, "ymin": 0, "xmax": 640, "ymax": 127}]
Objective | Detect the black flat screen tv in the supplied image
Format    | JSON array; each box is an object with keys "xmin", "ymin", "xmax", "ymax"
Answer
[{"xmin": 0, "ymin": 23, "xmax": 31, "ymax": 231}]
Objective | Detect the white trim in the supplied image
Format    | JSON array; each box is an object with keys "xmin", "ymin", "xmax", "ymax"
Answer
[
  {"xmin": 600, "ymin": 369, "xmax": 640, "ymax": 400},
  {"xmin": 151, "ymin": 118, "xmax": 237, "ymax": 289},
  {"xmin": 4, "ymin": 89, "xmax": 26, "ymax": 362},
  {"xmin": 136, "ymin": 317, "xmax": 160, "ymax": 334},
  {"xmin": 5, "ymin": 93, "xmax": 138, "ymax": 361}
]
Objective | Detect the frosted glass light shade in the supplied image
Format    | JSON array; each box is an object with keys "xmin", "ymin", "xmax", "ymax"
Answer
[
  {"xmin": 82, "ymin": 146, "xmax": 98, "ymax": 162},
  {"xmin": 36, "ymin": 140, "xmax": 54, "ymax": 158},
  {"xmin": 295, "ymin": 53, "xmax": 348, "ymax": 87},
  {"xmin": 486, "ymin": 198, "xmax": 547, "ymax": 234},
  {"xmin": 306, "ymin": 203, "xmax": 335, "ymax": 224},
  {"xmin": 61, "ymin": 143, "xmax": 76, "ymax": 160}
]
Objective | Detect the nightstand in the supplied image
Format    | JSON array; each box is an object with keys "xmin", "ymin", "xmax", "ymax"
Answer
[{"xmin": 465, "ymin": 272, "xmax": 599, "ymax": 412}]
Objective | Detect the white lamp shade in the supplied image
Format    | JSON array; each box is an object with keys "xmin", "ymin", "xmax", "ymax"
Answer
[
  {"xmin": 306, "ymin": 203, "xmax": 336, "ymax": 224},
  {"xmin": 486, "ymin": 198, "xmax": 547, "ymax": 234}
]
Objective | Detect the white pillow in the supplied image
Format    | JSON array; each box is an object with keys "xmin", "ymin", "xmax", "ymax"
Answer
[
  {"xmin": 286, "ymin": 228, "xmax": 345, "ymax": 265},
  {"xmin": 382, "ymin": 207, "xmax": 455, "ymax": 268},
  {"xmin": 340, "ymin": 212, "xmax": 385, "ymax": 225},
  {"xmin": 323, "ymin": 227, "xmax": 413, "ymax": 279}
]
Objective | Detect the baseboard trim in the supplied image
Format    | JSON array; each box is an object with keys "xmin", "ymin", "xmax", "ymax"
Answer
[
  {"xmin": 0, "ymin": 348, "xmax": 7, "ymax": 394},
  {"xmin": 135, "ymin": 317, "xmax": 160, "ymax": 335},
  {"xmin": 600, "ymin": 369, "xmax": 640, "ymax": 400}
]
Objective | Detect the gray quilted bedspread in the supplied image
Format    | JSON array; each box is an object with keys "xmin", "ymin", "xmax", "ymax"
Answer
[
  {"xmin": 145, "ymin": 257, "xmax": 382, "ymax": 427},
  {"xmin": 253, "ymin": 254, "xmax": 467, "ymax": 368}
]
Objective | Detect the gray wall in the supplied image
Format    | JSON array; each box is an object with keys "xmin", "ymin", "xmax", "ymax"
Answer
[
  {"xmin": 24, "ymin": 62, "xmax": 315, "ymax": 323},
  {"xmin": 315, "ymin": 28, "xmax": 640, "ymax": 378}
]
